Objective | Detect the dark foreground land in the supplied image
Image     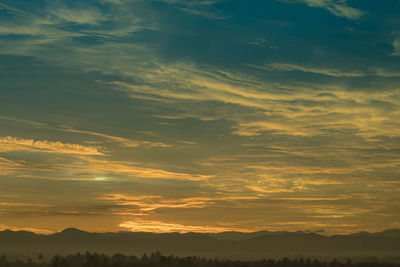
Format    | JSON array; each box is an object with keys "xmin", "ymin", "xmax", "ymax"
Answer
[
  {"xmin": 2, "ymin": 228, "xmax": 400, "ymax": 259},
  {"xmin": 1, "ymin": 252, "xmax": 400, "ymax": 267}
]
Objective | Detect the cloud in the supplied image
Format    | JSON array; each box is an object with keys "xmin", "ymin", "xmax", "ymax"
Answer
[
  {"xmin": 0, "ymin": 125, "xmax": 203, "ymax": 183},
  {"xmin": 1, "ymin": 0, "xmax": 400, "ymax": 235},
  {"xmin": 98, "ymin": 0, "xmax": 125, "ymax": 4},
  {"xmin": 368, "ymin": 66, "xmax": 400, "ymax": 77},
  {"xmin": 244, "ymin": 174, "xmax": 344, "ymax": 195},
  {"xmin": 119, "ymin": 219, "xmax": 241, "ymax": 233},
  {"xmin": 260, "ymin": 63, "xmax": 365, "ymax": 77},
  {"xmin": 271, "ymin": 197, "xmax": 348, "ymax": 201},
  {"xmin": 304, "ymin": 206, "xmax": 364, "ymax": 218},
  {"xmin": 158, "ymin": 0, "xmax": 221, "ymax": 4},
  {"xmin": 259, "ymin": 63, "xmax": 400, "ymax": 78},
  {"xmin": 100, "ymin": 194, "xmax": 209, "ymax": 212},
  {"xmin": 4, "ymin": 21, "xmax": 395, "ymax": 142},
  {"xmin": 108, "ymin": 62, "xmax": 306, "ymax": 109},
  {"xmin": 246, "ymin": 164, "xmax": 351, "ymax": 176},
  {"xmin": 3, "ymin": 5, "xmax": 397, "ymax": 143},
  {"xmin": 110, "ymin": 61, "xmax": 400, "ymax": 139},
  {"xmin": 177, "ymin": 6, "xmax": 226, "ymax": 20},
  {"xmin": 0, "ymin": 202, "xmax": 52, "ymax": 207},
  {"xmin": 0, "ymin": 136, "xmax": 103, "ymax": 155},
  {"xmin": 157, "ymin": 0, "xmax": 227, "ymax": 19},
  {"xmin": 0, "ymin": 157, "xmax": 23, "ymax": 174},
  {"xmin": 0, "ymin": 115, "xmax": 170, "ymax": 148},
  {"xmin": 2, "ymin": 1, "xmax": 396, "ymax": 143},
  {"xmin": 0, "ymin": 2, "xmax": 149, "ymax": 55},
  {"xmin": 158, "ymin": 0, "xmax": 224, "ymax": 14},
  {"xmin": 50, "ymin": 6, "xmax": 106, "ymax": 25},
  {"xmin": 0, "ymin": 115, "xmax": 48, "ymax": 128},
  {"xmin": 233, "ymin": 121, "xmax": 315, "ymax": 137},
  {"xmin": 286, "ymin": 0, "xmax": 364, "ymax": 20},
  {"xmin": 99, "ymin": 193, "xmax": 258, "ymax": 213},
  {"xmin": 392, "ymin": 38, "xmax": 400, "ymax": 56},
  {"xmin": 60, "ymin": 126, "xmax": 171, "ymax": 148},
  {"xmin": 53, "ymin": 156, "xmax": 213, "ymax": 181}
]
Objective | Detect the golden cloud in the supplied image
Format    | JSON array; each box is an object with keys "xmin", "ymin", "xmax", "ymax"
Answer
[
  {"xmin": 99, "ymin": 193, "xmax": 259, "ymax": 213},
  {"xmin": 119, "ymin": 219, "xmax": 242, "ymax": 233},
  {"xmin": 0, "ymin": 136, "xmax": 103, "ymax": 155}
]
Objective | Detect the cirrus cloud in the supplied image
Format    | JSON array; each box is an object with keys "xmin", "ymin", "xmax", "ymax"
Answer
[{"xmin": 0, "ymin": 136, "xmax": 103, "ymax": 155}]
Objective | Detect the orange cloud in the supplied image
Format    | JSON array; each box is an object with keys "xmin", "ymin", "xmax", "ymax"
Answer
[
  {"xmin": 57, "ymin": 156, "xmax": 213, "ymax": 181},
  {"xmin": 119, "ymin": 219, "xmax": 242, "ymax": 233},
  {"xmin": 0, "ymin": 156, "xmax": 23, "ymax": 174},
  {"xmin": 60, "ymin": 126, "xmax": 171, "ymax": 148},
  {"xmin": 99, "ymin": 194, "xmax": 259, "ymax": 213},
  {"xmin": 0, "ymin": 202, "xmax": 52, "ymax": 207},
  {"xmin": 0, "ymin": 136, "xmax": 103, "ymax": 155},
  {"xmin": 246, "ymin": 164, "xmax": 351, "ymax": 175},
  {"xmin": 271, "ymin": 197, "xmax": 348, "ymax": 201}
]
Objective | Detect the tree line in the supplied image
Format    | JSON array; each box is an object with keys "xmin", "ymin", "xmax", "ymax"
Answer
[{"xmin": 1, "ymin": 252, "xmax": 399, "ymax": 267}]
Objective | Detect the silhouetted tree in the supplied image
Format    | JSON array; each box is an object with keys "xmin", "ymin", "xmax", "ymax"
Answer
[{"xmin": 1, "ymin": 252, "xmax": 400, "ymax": 267}]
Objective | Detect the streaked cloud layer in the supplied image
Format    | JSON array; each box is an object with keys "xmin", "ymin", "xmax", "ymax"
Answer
[
  {"xmin": 1, "ymin": 0, "xmax": 400, "ymax": 235},
  {"xmin": 0, "ymin": 136, "xmax": 103, "ymax": 155},
  {"xmin": 290, "ymin": 0, "xmax": 365, "ymax": 20}
]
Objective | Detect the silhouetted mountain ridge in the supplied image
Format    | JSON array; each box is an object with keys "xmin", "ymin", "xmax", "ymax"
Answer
[
  {"xmin": 1, "ymin": 228, "xmax": 399, "ymax": 259},
  {"xmin": 347, "ymin": 229, "xmax": 400, "ymax": 238}
]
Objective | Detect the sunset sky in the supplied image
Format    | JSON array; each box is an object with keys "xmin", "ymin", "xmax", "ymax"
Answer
[{"xmin": 1, "ymin": 0, "xmax": 400, "ymax": 235}]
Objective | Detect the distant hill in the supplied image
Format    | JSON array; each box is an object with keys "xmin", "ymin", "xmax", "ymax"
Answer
[
  {"xmin": 1, "ymin": 228, "xmax": 400, "ymax": 259},
  {"xmin": 204, "ymin": 230, "xmax": 286, "ymax": 241}
]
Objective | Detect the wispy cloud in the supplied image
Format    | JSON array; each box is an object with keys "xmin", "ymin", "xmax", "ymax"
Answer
[
  {"xmin": 0, "ymin": 115, "xmax": 48, "ymax": 128},
  {"xmin": 0, "ymin": 136, "xmax": 103, "ymax": 155},
  {"xmin": 0, "ymin": 2, "xmax": 150, "ymax": 56},
  {"xmin": 1, "ymin": 0, "xmax": 400, "ymax": 235},
  {"xmin": 50, "ymin": 6, "xmax": 106, "ymax": 25},
  {"xmin": 245, "ymin": 175, "xmax": 344, "ymax": 195},
  {"xmin": 392, "ymin": 38, "xmax": 400, "ymax": 56},
  {"xmin": 260, "ymin": 63, "xmax": 365, "ymax": 77},
  {"xmin": 246, "ymin": 164, "xmax": 351, "ymax": 176},
  {"xmin": 259, "ymin": 63, "xmax": 400, "ymax": 78},
  {"xmin": 2, "ymin": 0, "xmax": 396, "ymax": 144},
  {"xmin": 0, "ymin": 202, "xmax": 52, "ymax": 207},
  {"xmin": 111, "ymin": 62, "xmax": 400, "ymax": 139},
  {"xmin": 283, "ymin": 0, "xmax": 364, "ymax": 20},
  {"xmin": 0, "ymin": 116, "xmax": 170, "ymax": 148},
  {"xmin": 156, "ymin": 0, "xmax": 226, "ymax": 19},
  {"xmin": 119, "ymin": 219, "xmax": 242, "ymax": 233},
  {"xmin": 54, "ymin": 156, "xmax": 213, "ymax": 181},
  {"xmin": 99, "ymin": 193, "xmax": 258, "ymax": 213},
  {"xmin": 60, "ymin": 126, "xmax": 171, "ymax": 148},
  {"xmin": 0, "ymin": 157, "xmax": 23, "ymax": 174}
]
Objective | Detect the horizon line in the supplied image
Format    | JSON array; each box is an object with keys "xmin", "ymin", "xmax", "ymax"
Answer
[{"xmin": 1, "ymin": 227, "xmax": 399, "ymax": 237}]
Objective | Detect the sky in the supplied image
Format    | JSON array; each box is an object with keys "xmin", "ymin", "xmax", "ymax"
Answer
[{"xmin": 0, "ymin": 0, "xmax": 400, "ymax": 235}]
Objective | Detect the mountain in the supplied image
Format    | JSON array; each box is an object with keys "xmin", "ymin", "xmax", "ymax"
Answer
[
  {"xmin": 204, "ymin": 230, "xmax": 286, "ymax": 241},
  {"xmin": 378, "ymin": 229, "xmax": 400, "ymax": 238},
  {"xmin": 0, "ymin": 229, "xmax": 399, "ymax": 259}
]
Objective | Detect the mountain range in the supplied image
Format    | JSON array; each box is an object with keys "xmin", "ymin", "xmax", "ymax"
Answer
[{"xmin": 1, "ymin": 228, "xmax": 400, "ymax": 259}]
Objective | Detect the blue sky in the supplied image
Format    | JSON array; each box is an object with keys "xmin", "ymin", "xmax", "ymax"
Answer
[{"xmin": 0, "ymin": 0, "xmax": 400, "ymax": 234}]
